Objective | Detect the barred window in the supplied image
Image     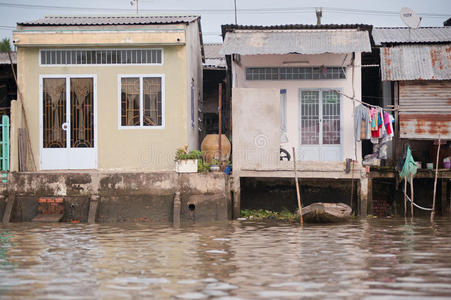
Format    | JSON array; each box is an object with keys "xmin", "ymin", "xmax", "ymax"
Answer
[
  {"xmin": 41, "ymin": 49, "xmax": 162, "ymax": 65},
  {"xmin": 246, "ymin": 67, "xmax": 346, "ymax": 80},
  {"xmin": 120, "ymin": 75, "xmax": 163, "ymax": 128}
]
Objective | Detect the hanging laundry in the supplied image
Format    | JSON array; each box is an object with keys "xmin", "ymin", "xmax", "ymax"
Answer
[
  {"xmin": 383, "ymin": 112, "xmax": 392, "ymax": 135},
  {"xmin": 371, "ymin": 109, "xmax": 381, "ymax": 139},
  {"xmin": 370, "ymin": 108, "xmax": 377, "ymax": 131},
  {"xmin": 354, "ymin": 105, "xmax": 370, "ymax": 141}
]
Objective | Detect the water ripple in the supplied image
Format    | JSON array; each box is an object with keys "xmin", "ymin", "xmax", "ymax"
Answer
[{"xmin": 0, "ymin": 218, "xmax": 450, "ymax": 299}]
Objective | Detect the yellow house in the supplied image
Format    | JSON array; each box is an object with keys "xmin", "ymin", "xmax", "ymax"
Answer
[{"xmin": 12, "ymin": 15, "xmax": 204, "ymax": 171}]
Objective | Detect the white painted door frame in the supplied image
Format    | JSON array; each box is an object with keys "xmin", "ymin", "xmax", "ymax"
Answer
[
  {"xmin": 39, "ymin": 74, "xmax": 98, "ymax": 170},
  {"xmin": 298, "ymin": 88, "xmax": 343, "ymax": 162}
]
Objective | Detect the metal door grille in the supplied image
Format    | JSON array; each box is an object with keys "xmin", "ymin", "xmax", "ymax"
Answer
[
  {"xmin": 70, "ymin": 78, "xmax": 94, "ymax": 148},
  {"xmin": 322, "ymin": 91, "xmax": 340, "ymax": 145},
  {"xmin": 300, "ymin": 91, "xmax": 320, "ymax": 144},
  {"xmin": 43, "ymin": 78, "xmax": 66, "ymax": 148}
]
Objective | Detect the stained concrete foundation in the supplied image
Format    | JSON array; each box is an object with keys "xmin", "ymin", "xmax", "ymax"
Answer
[
  {"xmin": 0, "ymin": 172, "xmax": 231, "ymax": 224},
  {"xmin": 240, "ymin": 177, "xmax": 358, "ymax": 214}
]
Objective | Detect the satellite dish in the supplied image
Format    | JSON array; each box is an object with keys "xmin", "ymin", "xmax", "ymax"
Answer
[{"xmin": 400, "ymin": 7, "xmax": 422, "ymax": 28}]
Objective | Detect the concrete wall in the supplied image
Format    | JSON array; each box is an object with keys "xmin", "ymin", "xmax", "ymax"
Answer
[
  {"xmin": 1, "ymin": 172, "xmax": 230, "ymax": 223},
  {"xmin": 232, "ymin": 88, "xmax": 280, "ymax": 172},
  {"xmin": 231, "ymin": 53, "xmax": 363, "ymax": 163},
  {"xmin": 12, "ymin": 25, "xmax": 204, "ymax": 171},
  {"xmin": 185, "ymin": 21, "xmax": 202, "ymax": 150}
]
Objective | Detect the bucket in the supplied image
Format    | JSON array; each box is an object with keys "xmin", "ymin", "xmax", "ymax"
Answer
[
  {"xmin": 444, "ymin": 161, "xmax": 451, "ymax": 169},
  {"xmin": 426, "ymin": 163, "xmax": 434, "ymax": 170}
]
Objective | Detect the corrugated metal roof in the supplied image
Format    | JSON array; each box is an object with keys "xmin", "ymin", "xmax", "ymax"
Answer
[
  {"xmin": 380, "ymin": 44, "xmax": 451, "ymax": 81},
  {"xmin": 0, "ymin": 52, "xmax": 16, "ymax": 64},
  {"xmin": 373, "ymin": 27, "xmax": 451, "ymax": 46},
  {"xmin": 17, "ymin": 15, "xmax": 199, "ymax": 26},
  {"xmin": 221, "ymin": 30, "xmax": 371, "ymax": 55},
  {"xmin": 203, "ymin": 43, "xmax": 225, "ymax": 69},
  {"xmin": 221, "ymin": 23, "xmax": 372, "ymax": 37},
  {"xmin": 204, "ymin": 59, "xmax": 225, "ymax": 70}
]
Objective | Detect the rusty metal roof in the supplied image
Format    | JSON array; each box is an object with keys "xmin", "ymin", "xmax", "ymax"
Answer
[
  {"xmin": 17, "ymin": 15, "xmax": 199, "ymax": 26},
  {"xmin": 221, "ymin": 29, "xmax": 371, "ymax": 55},
  {"xmin": 373, "ymin": 27, "xmax": 451, "ymax": 46},
  {"xmin": 380, "ymin": 44, "xmax": 451, "ymax": 81},
  {"xmin": 0, "ymin": 52, "xmax": 16, "ymax": 64}
]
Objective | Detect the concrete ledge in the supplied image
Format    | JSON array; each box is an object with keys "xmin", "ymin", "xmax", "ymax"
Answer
[
  {"xmin": 240, "ymin": 161, "xmax": 365, "ymax": 179},
  {"xmin": 3, "ymin": 171, "xmax": 230, "ymax": 223}
]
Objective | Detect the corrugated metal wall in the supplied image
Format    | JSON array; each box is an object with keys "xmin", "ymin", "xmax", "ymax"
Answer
[{"xmin": 399, "ymin": 80, "xmax": 451, "ymax": 139}]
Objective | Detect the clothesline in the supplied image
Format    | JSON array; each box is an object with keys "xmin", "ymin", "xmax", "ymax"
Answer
[{"xmin": 332, "ymin": 89, "xmax": 396, "ymax": 112}]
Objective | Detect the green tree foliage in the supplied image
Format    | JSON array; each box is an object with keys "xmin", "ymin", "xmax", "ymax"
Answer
[{"xmin": 0, "ymin": 38, "xmax": 11, "ymax": 52}]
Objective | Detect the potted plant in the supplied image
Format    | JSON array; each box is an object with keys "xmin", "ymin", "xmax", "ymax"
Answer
[
  {"xmin": 175, "ymin": 146, "xmax": 203, "ymax": 173},
  {"xmin": 209, "ymin": 158, "xmax": 220, "ymax": 172}
]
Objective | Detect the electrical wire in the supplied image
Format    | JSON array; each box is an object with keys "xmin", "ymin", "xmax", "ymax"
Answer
[{"xmin": 0, "ymin": 2, "xmax": 448, "ymax": 18}]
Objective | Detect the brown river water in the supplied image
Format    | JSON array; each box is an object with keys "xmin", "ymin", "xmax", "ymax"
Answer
[{"xmin": 1, "ymin": 218, "xmax": 451, "ymax": 299}]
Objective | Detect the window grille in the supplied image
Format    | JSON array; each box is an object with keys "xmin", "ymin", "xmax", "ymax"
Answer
[
  {"xmin": 41, "ymin": 49, "xmax": 162, "ymax": 65},
  {"xmin": 246, "ymin": 67, "xmax": 346, "ymax": 80},
  {"xmin": 120, "ymin": 76, "xmax": 163, "ymax": 128}
]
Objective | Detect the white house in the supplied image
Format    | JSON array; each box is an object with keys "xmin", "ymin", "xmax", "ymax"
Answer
[{"xmin": 221, "ymin": 24, "xmax": 373, "ymax": 216}]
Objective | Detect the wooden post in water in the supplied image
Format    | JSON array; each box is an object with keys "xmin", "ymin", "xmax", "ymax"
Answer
[
  {"xmin": 292, "ymin": 147, "xmax": 303, "ymax": 226},
  {"xmin": 403, "ymin": 178, "xmax": 407, "ymax": 218},
  {"xmin": 218, "ymin": 83, "xmax": 222, "ymax": 166},
  {"xmin": 410, "ymin": 173, "xmax": 414, "ymax": 218},
  {"xmin": 431, "ymin": 136, "xmax": 441, "ymax": 222}
]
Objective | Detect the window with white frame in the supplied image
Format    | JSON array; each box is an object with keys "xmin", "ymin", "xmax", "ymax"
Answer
[
  {"xmin": 119, "ymin": 75, "xmax": 163, "ymax": 128},
  {"xmin": 41, "ymin": 49, "xmax": 162, "ymax": 65}
]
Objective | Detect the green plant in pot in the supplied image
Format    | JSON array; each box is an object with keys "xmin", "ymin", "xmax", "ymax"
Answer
[{"xmin": 175, "ymin": 146, "xmax": 203, "ymax": 173}]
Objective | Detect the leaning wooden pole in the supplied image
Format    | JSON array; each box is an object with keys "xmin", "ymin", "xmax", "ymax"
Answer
[
  {"xmin": 431, "ymin": 136, "xmax": 441, "ymax": 222},
  {"xmin": 292, "ymin": 147, "xmax": 303, "ymax": 226},
  {"xmin": 410, "ymin": 173, "xmax": 414, "ymax": 218},
  {"xmin": 218, "ymin": 83, "xmax": 222, "ymax": 165}
]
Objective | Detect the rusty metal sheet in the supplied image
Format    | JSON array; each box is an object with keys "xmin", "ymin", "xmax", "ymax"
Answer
[
  {"xmin": 380, "ymin": 45, "xmax": 451, "ymax": 81},
  {"xmin": 399, "ymin": 113, "xmax": 451, "ymax": 139},
  {"xmin": 399, "ymin": 81, "xmax": 451, "ymax": 112},
  {"xmin": 221, "ymin": 30, "xmax": 371, "ymax": 55}
]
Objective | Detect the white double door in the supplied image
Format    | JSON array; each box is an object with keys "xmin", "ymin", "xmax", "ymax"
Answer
[
  {"xmin": 40, "ymin": 75, "xmax": 97, "ymax": 170},
  {"xmin": 299, "ymin": 89, "xmax": 342, "ymax": 161}
]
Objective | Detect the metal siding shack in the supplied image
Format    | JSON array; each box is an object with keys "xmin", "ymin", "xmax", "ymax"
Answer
[
  {"xmin": 379, "ymin": 43, "xmax": 451, "ymax": 140},
  {"xmin": 399, "ymin": 80, "xmax": 451, "ymax": 140}
]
